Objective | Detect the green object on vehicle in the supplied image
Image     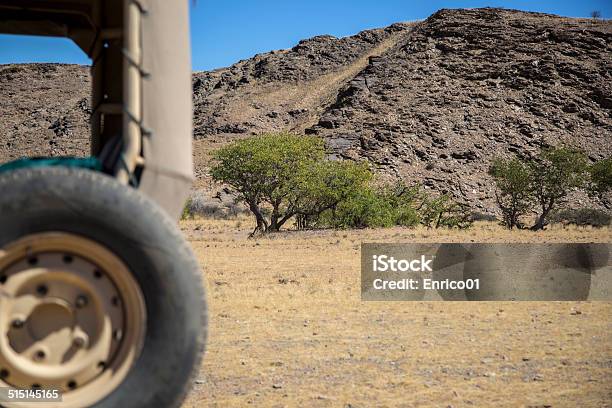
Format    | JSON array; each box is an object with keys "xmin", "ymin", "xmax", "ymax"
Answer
[{"xmin": 0, "ymin": 157, "xmax": 103, "ymax": 174}]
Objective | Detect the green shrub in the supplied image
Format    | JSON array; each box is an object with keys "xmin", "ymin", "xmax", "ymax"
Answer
[
  {"xmin": 377, "ymin": 183, "xmax": 422, "ymax": 227},
  {"xmin": 314, "ymin": 182, "xmax": 423, "ymax": 229},
  {"xmin": 589, "ymin": 157, "xmax": 612, "ymax": 197},
  {"xmin": 181, "ymin": 197, "xmax": 193, "ymax": 220},
  {"xmin": 322, "ymin": 186, "xmax": 396, "ymax": 229},
  {"xmin": 419, "ymin": 194, "xmax": 472, "ymax": 229},
  {"xmin": 316, "ymin": 182, "xmax": 467, "ymax": 230},
  {"xmin": 294, "ymin": 160, "xmax": 372, "ymax": 229}
]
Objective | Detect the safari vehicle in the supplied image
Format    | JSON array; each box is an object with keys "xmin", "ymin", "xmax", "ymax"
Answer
[{"xmin": 0, "ymin": 1, "xmax": 206, "ymax": 407}]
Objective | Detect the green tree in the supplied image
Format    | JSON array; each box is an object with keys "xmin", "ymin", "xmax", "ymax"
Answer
[
  {"xmin": 293, "ymin": 160, "xmax": 372, "ymax": 229},
  {"xmin": 588, "ymin": 157, "xmax": 612, "ymax": 202},
  {"xmin": 529, "ymin": 147, "xmax": 589, "ymax": 230},
  {"xmin": 210, "ymin": 133, "xmax": 325, "ymax": 234},
  {"xmin": 488, "ymin": 158, "xmax": 532, "ymax": 229}
]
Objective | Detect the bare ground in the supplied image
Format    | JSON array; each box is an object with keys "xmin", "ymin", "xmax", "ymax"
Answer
[{"xmin": 181, "ymin": 219, "xmax": 611, "ymax": 407}]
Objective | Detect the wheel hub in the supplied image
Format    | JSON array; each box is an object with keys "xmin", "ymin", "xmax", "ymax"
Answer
[{"xmin": 0, "ymin": 233, "xmax": 146, "ymax": 407}]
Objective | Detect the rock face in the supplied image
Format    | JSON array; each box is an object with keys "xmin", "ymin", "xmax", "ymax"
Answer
[
  {"xmin": 1, "ymin": 8, "xmax": 610, "ymax": 213},
  {"xmin": 306, "ymin": 9, "xmax": 611, "ymax": 211},
  {"xmin": 0, "ymin": 64, "xmax": 91, "ymax": 161},
  {"xmin": 191, "ymin": 22, "xmax": 412, "ymax": 139}
]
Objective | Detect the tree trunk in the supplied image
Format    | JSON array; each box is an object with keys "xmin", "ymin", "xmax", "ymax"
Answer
[
  {"xmin": 276, "ymin": 211, "xmax": 294, "ymax": 230},
  {"xmin": 269, "ymin": 204, "xmax": 280, "ymax": 232},
  {"xmin": 532, "ymin": 212, "xmax": 548, "ymax": 230},
  {"xmin": 248, "ymin": 201, "xmax": 268, "ymax": 235},
  {"xmin": 532, "ymin": 199, "xmax": 553, "ymax": 230}
]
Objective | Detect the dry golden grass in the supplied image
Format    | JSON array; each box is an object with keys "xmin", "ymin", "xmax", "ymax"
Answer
[{"xmin": 181, "ymin": 219, "xmax": 611, "ymax": 407}]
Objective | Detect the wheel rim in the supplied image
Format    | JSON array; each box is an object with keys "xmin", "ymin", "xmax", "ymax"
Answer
[{"xmin": 0, "ymin": 232, "xmax": 146, "ymax": 407}]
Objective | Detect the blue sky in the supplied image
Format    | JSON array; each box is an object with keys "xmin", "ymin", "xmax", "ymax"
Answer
[{"xmin": 0, "ymin": 0, "xmax": 609, "ymax": 71}]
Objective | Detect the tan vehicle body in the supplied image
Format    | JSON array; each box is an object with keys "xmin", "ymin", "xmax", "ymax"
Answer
[{"xmin": 0, "ymin": 0, "xmax": 194, "ymax": 220}]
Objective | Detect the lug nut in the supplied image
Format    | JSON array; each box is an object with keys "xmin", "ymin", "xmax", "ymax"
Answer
[
  {"xmin": 73, "ymin": 334, "xmax": 88, "ymax": 348},
  {"xmin": 11, "ymin": 318, "xmax": 24, "ymax": 329},
  {"xmin": 36, "ymin": 284, "xmax": 48, "ymax": 296},
  {"xmin": 113, "ymin": 329, "xmax": 123, "ymax": 341},
  {"xmin": 34, "ymin": 350, "xmax": 46, "ymax": 361},
  {"xmin": 75, "ymin": 295, "xmax": 88, "ymax": 308}
]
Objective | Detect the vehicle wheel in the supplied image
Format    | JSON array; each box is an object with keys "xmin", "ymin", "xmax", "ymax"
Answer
[{"xmin": 0, "ymin": 167, "xmax": 207, "ymax": 408}]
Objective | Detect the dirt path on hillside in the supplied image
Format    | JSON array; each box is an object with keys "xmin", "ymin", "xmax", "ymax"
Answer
[
  {"xmin": 288, "ymin": 24, "xmax": 417, "ymax": 131},
  {"xmin": 181, "ymin": 220, "xmax": 611, "ymax": 407},
  {"xmin": 218, "ymin": 23, "xmax": 417, "ymax": 137}
]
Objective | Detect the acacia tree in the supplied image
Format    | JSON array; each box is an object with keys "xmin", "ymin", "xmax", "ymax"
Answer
[
  {"xmin": 211, "ymin": 133, "xmax": 325, "ymax": 234},
  {"xmin": 588, "ymin": 157, "xmax": 612, "ymax": 207},
  {"xmin": 488, "ymin": 158, "xmax": 532, "ymax": 229},
  {"xmin": 529, "ymin": 147, "xmax": 589, "ymax": 230},
  {"xmin": 490, "ymin": 147, "xmax": 591, "ymax": 230}
]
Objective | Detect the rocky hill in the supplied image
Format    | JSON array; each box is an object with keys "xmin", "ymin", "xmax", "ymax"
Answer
[
  {"xmin": 1, "ymin": 8, "xmax": 610, "ymax": 213},
  {"xmin": 0, "ymin": 63, "xmax": 90, "ymax": 160}
]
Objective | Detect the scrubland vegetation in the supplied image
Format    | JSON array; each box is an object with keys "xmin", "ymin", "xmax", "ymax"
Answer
[{"xmin": 185, "ymin": 133, "xmax": 611, "ymax": 234}]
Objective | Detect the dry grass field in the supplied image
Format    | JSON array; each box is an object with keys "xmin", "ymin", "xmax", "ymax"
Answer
[{"xmin": 181, "ymin": 218, "xmax": 611, "ymax": 407}]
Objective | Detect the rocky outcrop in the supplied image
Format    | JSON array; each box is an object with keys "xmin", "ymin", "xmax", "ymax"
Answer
[
  {"xmin": 191, "ymin": 22, "xmax": 413, "ymax": 138},
  {"xmin": 307, "ymin": 8, "xmax": 612, "ymax": 211}
]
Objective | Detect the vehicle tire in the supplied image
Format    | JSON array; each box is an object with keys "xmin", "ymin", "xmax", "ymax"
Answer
[{"xmin": 0, "ymin": 167, "xmax": 207, "ymax": 408}]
